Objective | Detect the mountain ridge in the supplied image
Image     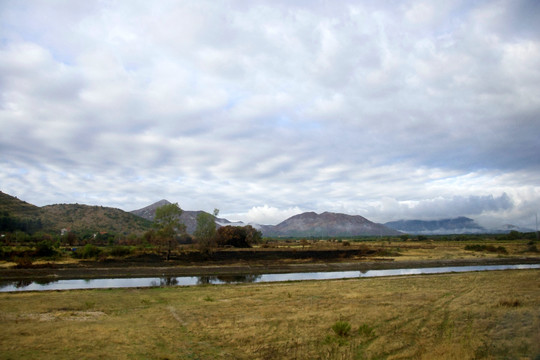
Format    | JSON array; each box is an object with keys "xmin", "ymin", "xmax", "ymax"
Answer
[{"xmin": 1, "ymin": 192, "xmax": 533, "ymax": 236}]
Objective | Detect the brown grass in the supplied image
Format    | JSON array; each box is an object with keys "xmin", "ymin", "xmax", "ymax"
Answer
[{"xmin": 1, "ymin": 269, "xmax": 539, "ymax": 359}]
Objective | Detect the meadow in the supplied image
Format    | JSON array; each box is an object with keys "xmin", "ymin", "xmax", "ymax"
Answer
[{"xmin": 1, "ymin": 269, "xmax": 539, "ymax": 359}]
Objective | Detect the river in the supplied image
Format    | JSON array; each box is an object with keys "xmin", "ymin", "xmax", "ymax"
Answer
[{"xmin": 1, "ymin": 264, "xmax": 539, "ymax": 292}]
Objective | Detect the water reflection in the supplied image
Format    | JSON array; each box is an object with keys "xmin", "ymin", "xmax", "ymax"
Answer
[
  {"xmin": 198, "ymin": 274, "xmax": 262, "ymax": 285},
  {"xmin": 158, "ymin": 277, "xmax": 179, "ymax": 286},
  {"xmin": 15, "ymin": 279, "xmax": 32, "ymax": 288},
  {"xmin": 1, "ymin": 264, "xmax": 538, "ymax": 292}
]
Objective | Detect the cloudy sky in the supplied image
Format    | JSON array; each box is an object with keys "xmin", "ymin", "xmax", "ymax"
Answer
[{"xmin": 1, "ymin": 0, "xmax": 539, "ymax": 228}]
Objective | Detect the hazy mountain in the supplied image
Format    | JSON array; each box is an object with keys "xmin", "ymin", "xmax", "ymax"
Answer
[
  {"xmin": 384, "ymin": 217, "xmax": 485, "ymax": 235},
  {"xmin": 493, "ymin": 223, "xmax": 535, "ymax": 233},
  {"xmin": 262, "ymin": 211, "xmax": 401, "ymax": 237}
]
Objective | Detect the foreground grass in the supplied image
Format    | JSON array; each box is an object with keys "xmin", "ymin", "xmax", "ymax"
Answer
[{"xmin": 1, "ymin": 270, "xmax": 539, "ymax": 359}]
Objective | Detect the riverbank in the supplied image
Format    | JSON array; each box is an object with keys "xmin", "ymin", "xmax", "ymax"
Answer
[{"xmin": 1, "ymin": 256, "xmax": 539, "ymax": 280}]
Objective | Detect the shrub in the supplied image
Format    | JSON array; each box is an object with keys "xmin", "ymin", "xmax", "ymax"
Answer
[
  {"xmin": 14, "ymin": 255, "xmax": 33, "ymax": 268},
  {"xmin": 358, "ymin": 323, "xmax": 375, "ymax": 338},
  {"xmin": 464, "ymin": 244, "xmax": 507, "ymax": 254},
  {"xmin": 331, "ymin": 320, "xmax": 351, "ymax": 337},
  {"xmin": 109, "ymin": 246, "xmax": 132, "ymax": 257},
  {"xmin": 73, "ymin": 244, "xmax": 102, "ymax": 259},
  {"xmin": 35, "ymin": 240, "xmax": 56, "ymax": 257}
]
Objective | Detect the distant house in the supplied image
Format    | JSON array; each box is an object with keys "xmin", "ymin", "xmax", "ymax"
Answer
[{"xmin": 60, "ymin": 228, "xmax": 70, "ymax": 236}]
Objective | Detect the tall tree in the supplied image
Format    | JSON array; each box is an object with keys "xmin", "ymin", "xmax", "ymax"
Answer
[
  {"xmin": 194, "ymin": 209, "xmax": 219, "ymax": 254},
  {"xmin": 153, "ymin": 203, "xmax": 185, "ymax": 260}
]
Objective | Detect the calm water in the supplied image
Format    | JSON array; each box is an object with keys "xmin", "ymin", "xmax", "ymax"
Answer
[{"xmin": 1, "ymin": 264, "xmax": 539, "ymax": 292}]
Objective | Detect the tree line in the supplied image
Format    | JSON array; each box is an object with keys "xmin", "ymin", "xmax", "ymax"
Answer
[{"xmin": 149, "ymin": 203, "xmax": 262, "ymax": 259}]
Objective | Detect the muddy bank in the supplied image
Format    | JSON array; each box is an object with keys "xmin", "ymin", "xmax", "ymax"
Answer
[{"xmin": 1, "ymin": 256, "xmax": 539, "ymax": 281}]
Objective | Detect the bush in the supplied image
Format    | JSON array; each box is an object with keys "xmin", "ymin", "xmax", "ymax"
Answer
[
  {"xmin": 108, "ymin": 246, "xmax": 132, "ymax": 257},
  {"xmin": 35, "ymin": 240, "xmax": 56, "ymax": 257},
  {"xmin": 464, "ymin": 244, "xmax": 507, "ymax": 254},
  {"xmin": 73, "ymin": 244, "xmax": 102, "ymax": 259},
  {"xmin": 331, "ymin": 320, "xmax": 351, "ymax": 337}
]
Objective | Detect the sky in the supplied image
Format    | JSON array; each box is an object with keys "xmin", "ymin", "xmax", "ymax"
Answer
[{"xmin": 1, "ymin": 0, "xmax": 539, "ymax": 228}]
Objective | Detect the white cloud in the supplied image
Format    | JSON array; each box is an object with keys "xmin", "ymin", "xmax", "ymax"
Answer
[{"xmin": 229, "ymin": 205, "xmax": 305, "ymax": 226}]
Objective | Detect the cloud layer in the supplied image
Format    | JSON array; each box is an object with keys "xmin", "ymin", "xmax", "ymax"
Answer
[{"xmin": 1, "ymin": 0, "xmax": 539, "ymax": 227}]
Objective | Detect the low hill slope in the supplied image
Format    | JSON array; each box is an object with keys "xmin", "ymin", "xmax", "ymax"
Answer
[
  {"xmin": 40, "ymin": 203, "xmax": 152, "ymax": 235},
  {"xmin": 0, "ymin": 191, "xmax": 40, "ymax": 218}
]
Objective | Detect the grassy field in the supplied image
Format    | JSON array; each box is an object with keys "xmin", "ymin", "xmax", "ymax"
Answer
[
  {"xmin": 1, "ymin": 269, "xmax": 539, "ymax": 359},
  {"xmin": 368, "ymin": 239, "xmax": 538, "ymax": 262}
]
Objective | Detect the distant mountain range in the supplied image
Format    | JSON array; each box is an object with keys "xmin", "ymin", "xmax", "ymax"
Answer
[
  {"xmin": 1, "ymin": 191, "xmax": 534, "ymax": 236},
  {"xmin": 131, "ymin": 202, "xmax": 400, "ymax": 237},
  {"xmin": 384, "ymin": 217, "xmax": 485, "ymax": 235},
  {"xmin": 383, "ymin": 217, "xmax": 534, "ymax": 235}
]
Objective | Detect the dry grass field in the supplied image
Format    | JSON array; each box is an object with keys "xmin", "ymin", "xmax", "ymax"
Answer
[{"xmin": 1, "ymin": 269, "xmax": 539, "ymax": 359}]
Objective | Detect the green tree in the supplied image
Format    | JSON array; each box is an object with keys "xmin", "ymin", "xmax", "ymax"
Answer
[
  {"xmin": 194, "ymin": 209, "xmax": 219, "ymax": 254},
  {"xmin": 153, "ymin": 203, "xmax": 185, "ymax": 260}
]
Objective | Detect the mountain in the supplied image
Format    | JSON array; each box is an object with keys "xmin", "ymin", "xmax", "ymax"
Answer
[
  {"xmin": 384, "ymin": 217, "xmax": 485, "ymax": 235},
  {"xmin": 262, "ymin": 211, "xmax": 401, "ymax": 237},
  {"xmin": 130, "ymin": 199, "xmax": 172, "ymax": 220}
]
